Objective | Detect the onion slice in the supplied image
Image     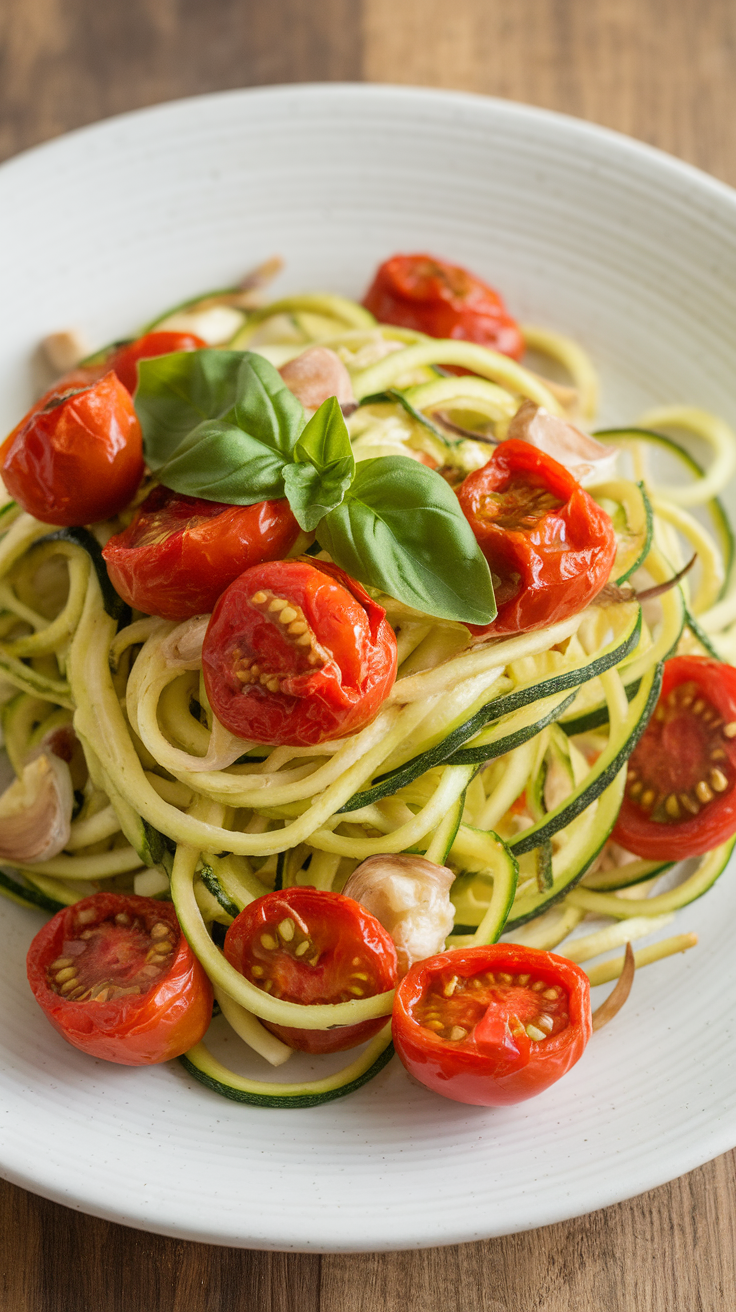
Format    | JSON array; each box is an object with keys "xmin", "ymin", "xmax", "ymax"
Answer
[{"xmin": 591, "ymin": 941, "xmax": 635, "ymax": 1032}]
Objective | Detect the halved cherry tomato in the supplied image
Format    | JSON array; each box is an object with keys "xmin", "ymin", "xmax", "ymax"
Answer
[
  {"xmin": 362, "ymin": 253, "xmax": 524, "ymax": 359},
  {"xmin": 102, "ymin": 484, "xmax": 300, "ymax": 621},
  {"xmin": 202, "ymin": 558, "xmax": 398, "ymax": 747},
  {"xmin": 0, "ymin": 372, "xmax": 144, "ymax": 526},
  {"xmin": 224, "ymin": 887, "xmax": 398, "ymax": 1053},
  {"xmin": 612, "ymin": 655, "xmax": 736, "ymax": 859},
  {"xmin": 26, "ymin": 893, "xmax": 213, "ymax": 1066},
  {"xmin": 108, "ymin": 331, "xmax": 206, "ymax": 394},
  {"xmin": 456, "ymin": 438, "xmax": 616, "ymax": 636},
  {"xmin": 392, "ymin": 944, "xmax": 591, "ymax": 1106}
]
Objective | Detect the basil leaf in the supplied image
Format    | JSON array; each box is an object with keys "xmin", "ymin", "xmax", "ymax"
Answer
[
  {"xmin": 294, "ymin": 395, "xmax": 355, "ymax": 471},
  {"xmin": 282, "ymin": 397, "xmax": 355, "ymax": 531},
  {"xmin": 136, "ymin": 349, "xmax": 304, "ymax": 475},
  {"xmin": 156, "ymin": 418, "xmax": 290, "ymax": 503},
  {"xmin": 318, "ymin": 457, "xmax": 497, "ymax": 624}
]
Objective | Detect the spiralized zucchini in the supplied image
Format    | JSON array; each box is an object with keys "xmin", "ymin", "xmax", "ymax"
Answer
[{"xmin": 2, "ymin": 276, "xmax": 735, "ymax": 1100}]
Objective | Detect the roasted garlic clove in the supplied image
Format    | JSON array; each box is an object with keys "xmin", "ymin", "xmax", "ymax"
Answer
[
  {"xmin": 279, "ymin": 347, "xmax": 356, "ymax": 413},
  {"xmin": 0, "ymin": 753, "xmax": 74, "ymax": 864},
  {"xmin": 343, "ymin": 854, "xmax": 455, "ymax": 975},
  {"xmin": 506, "ymin": 400, "xmax": 617, "ymax": 485}
]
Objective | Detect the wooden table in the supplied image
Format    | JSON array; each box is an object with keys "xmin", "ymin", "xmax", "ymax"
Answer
[{"xmin": 2, "ymin": 1, "xmax": 736, "ymax": 1307}]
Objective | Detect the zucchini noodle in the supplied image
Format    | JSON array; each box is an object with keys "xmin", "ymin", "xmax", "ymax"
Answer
[{"xmin": 2, "ymin": 274, "xmax": 735, "ymax": 1105}]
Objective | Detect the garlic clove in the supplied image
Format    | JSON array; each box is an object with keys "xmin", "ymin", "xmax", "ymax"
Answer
[
  {"xmin": 279, "ymin": 347, "xmax": 356, "ymax": 413},
  {"xmin": 343, "ymin": 854, "xmax": 455, "ymax": 975},
  {"xmin": 506, "ymin": 400, "xmax": 618, "ymax": 485},
  {"xmin": 0, "ymin": 753, "xmax": 73, "ymax": 864}
]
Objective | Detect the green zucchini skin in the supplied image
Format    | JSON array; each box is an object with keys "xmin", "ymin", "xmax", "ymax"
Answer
[
  {"xmin": 510, "ymin": 663, "xmax": 663, "ymax": 857},
  {"xmin": 342, "ymin": 610, "xmax": 641, "ymax": 812},
  {"xmin": 199, "ymin": 864, "xmax": 240, "ymax": 919},
  {"xmin": 595, "ymin": 426, "xmax": 735, "ymax": 587},
  {"xmin": 560, "ymin": 680, "xmax": 641, "ymax": 736},
  {"xmin": 0, "ymin": 870, "xmax": 65, "ymax": 914},
  {"xmin": 179, "ymin": 1041, "xmax": 395, "ymax": 1108},
  {"xmin": 445, "ymin": 690, "xmax": 577, "ymax": 767},
  {"xmin": 38, "ymin": 527, "xmax": 128, "ymax": 624},
  {"xmin": 684, "ymin": 606, "xmax": 723, "ymax": 662}
]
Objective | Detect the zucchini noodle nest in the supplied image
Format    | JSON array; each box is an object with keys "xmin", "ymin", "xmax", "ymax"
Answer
[{"xmin": 2, "ymin": 274, "xmax": 736, "ymax": 1105}]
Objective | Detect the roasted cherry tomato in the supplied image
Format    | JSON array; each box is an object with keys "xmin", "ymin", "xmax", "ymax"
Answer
[
  {"xmin": 224, "ymin": 887, "xmax": 398, "ymax": 1053},
  {"xmin": 392, "ymin": 944, "xmax": 592, "ymax": 1106},
  {"xmin": 456, "ymin": 438, "xmax": 616, "ymax": 636},
  {"xmin": 102, "ymin": 484, "xmax": 300, "ymax": 622},
  {"xmin": 612, "ymin": 655, "xmax": 736, "ymax": 859},
  {"xmin": 26, "ymin": 893, "xmax": 213, "ymax": 1066},
  {"xmin": 108, "ymin": 331, "xmax": 206, "ymax": 394},
  {"xmin": 1, "ymin": 372, "xmax": 144, "ymax": 526},
  {"xmin": 363, "ymin": 253, "xmax": 524, "ymax": 359},
  {"xmin": 202, "ymin": 558, "xmax": 398, "ymax": 747}
]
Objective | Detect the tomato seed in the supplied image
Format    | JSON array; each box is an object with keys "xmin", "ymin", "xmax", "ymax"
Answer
[
  {"xmin": 260, "ymin": 933, "xmax": 277, "ymax": 950},
  {"xmin": 278, "ymin": 918, "xmax": 295, "ymax": 942},
  {"xmin": 295, "ymin": 940, "xmax": 310, "ymax": 957}
]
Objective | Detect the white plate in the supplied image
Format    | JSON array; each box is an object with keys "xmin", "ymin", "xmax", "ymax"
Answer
[{"xmin": 1, "ymin": 84, "xmax": 736, "ymax": 1252}]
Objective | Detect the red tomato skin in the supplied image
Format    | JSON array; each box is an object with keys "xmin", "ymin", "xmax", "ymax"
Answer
[
  {"xmin": 102, "ymin": 484, "xmax": 301, "ymax": 621},
  {"xmin": 109, "ymin": 331, "xmax": 207, "ymax": 394},
  {"xmin": 457, "ymin": 439, "xmax": 617, "ymax": 637},
  {"xmin": 26, "ymin": 894, "xmax": 213, "ymax": 1066},
  {"xmin": 363, "ymin": 253, "xmax": 524, "ymax": 360},
  {"xmin": 1, "ymin": 372, "xmax": 144, "ymax": 527},
  {"xmin": 392, "ymin": 945, "xmax": 591, "ymax": 1107},
  {"xmin": 202, "ymin": 558, "xmax": 397, "ymax": 747},
  {"xmin": 224, "ymin": 888, "xmax": 398, "ymax": 1053},
  {"xmin": 612, "ymin": 656, "xmax": 736, "ymax": 859}
]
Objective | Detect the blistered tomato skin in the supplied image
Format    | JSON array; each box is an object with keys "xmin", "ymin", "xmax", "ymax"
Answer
[
  {"xmin": 392, "ymin": 945, "xmax": 592, "ymax": 1106},
  {"xmin": 224, "ymin": 887, "xmax": 398, "ymax": 1053},
  {"xmin": 102, "ymin": 484, "xmax": 301, "ymax": 621},
  {"xmin": 1, "ymin": 372, "xmax": 144, "ymax": 527},
  {"xmin": 363, "ymin": 253, "xmax": 524, "ymax": 360},
  {"xmin": 26, "ymin": 893, "xmax": 213, "ymax": 1066},
  {"xmin": 202, "ymin": 558, "xmax": 398, "ymax": 747},
  {"xmin": 109, "ymin": 331, "xmax": 207, "ymax": 394},
  {"xmin": 457, "ymin": 439, "xmax": 617, "ymax": 637}
]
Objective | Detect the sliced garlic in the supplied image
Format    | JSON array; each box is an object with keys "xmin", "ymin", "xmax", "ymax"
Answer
[
  {"xmin": 343, "ymin": 854, "xmax": 456, "ymax": 975},
  {"xmin": 505, "ymin": 400, "xmax": 618, "ymax": 485},
  {"xmin": 0, "ymin": 753, "xmax": 73, "ymax": 863},
  {"xmin": 279, "ymin": 346, "xmax": 356, "ymax": 413}
]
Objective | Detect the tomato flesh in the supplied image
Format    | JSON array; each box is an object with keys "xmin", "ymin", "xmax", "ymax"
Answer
[
  {"xmin": 1, "ymin": 372, "xmax": 144, "ymax": 527},
  {"xmin": 202, "ymin": 558, "xmax": 397, "ymax": 747},
  {"xmin": 102, "ymin": 484, "xmax": 300, "ymax": 621},
  {"xmin": 392, "ymin": 944, "xmax": 591, "ymax": 1106},
  {"xmin": 363, "ymin": 253, "xmax": 524, "ymax": 359},
  {"xmin": 26, "ymin": 893, "xmax": 213, "ymax": 1066},
  {"xmin": 613, "ymin": 655, "xmax": 736, "ymax": 859},
  {"xmin": 109, "ymin": 331, "xmax": 207, "ymax": 394},
  {"xmin": 457, "ymin": 439, "xmax": 616, "ymax": 635},
  {"xmin": 224, "ymin": 888, "xmax": 398, "ymax": 1053}
]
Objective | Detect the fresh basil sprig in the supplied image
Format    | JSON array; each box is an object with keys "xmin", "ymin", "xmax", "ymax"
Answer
[{"xmin": 134, "ymin": 349, "xmax": 496, "ymax": 625}]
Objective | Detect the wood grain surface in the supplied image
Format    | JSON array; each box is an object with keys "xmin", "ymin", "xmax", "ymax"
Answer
[{"xmin": 1, "ymin": 1, "xmax": 735, "ymax": 1308}]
